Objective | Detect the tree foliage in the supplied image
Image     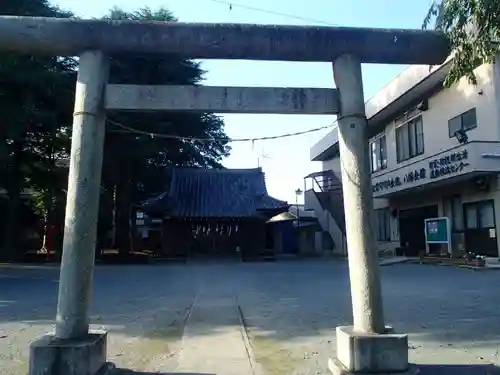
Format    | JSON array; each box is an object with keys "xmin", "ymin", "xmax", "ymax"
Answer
[
  {"xmin": 104, "ymin": 6, "xmax": 231, "ymax": 171},
  {"xmin": 0, "ymin": 2, "xmax": 231, "ymax": 259},
  {"xmin": 0, "ymin": 0, "xmax": 75, "ymax": 259},
  {"xmin": 423, "ymin": 0, "xmax": 500, "ymax": 86},
  {"xmin": 98, "ymin": 6, "xmax": 231, "ymax": 253}
]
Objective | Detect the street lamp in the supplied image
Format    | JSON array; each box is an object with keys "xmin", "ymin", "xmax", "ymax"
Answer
[
  {"xmin": 295, "ymin": 188, "xmax": 303, "ymax": 203},
  {"xmin": 295, "ymin": 188, "xmax": 303, "ymax": 253}
]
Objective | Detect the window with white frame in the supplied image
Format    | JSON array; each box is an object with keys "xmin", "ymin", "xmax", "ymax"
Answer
[
  {"xmin": 375, "ymin": 208, "xmax": 391, "ymax": 242},
  {"xmin": 370, "ymin": 135, "xmax": 387, "ymax": 173},
  {"xmin": 396, "ymin": 115, "xmax": 424, "ymax": 163},
  {"xmin": 448, "ymin": 108, "xmax": 477, "ymax": 138}
]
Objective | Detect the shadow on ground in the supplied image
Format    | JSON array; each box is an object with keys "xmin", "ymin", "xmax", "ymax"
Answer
[
  {"xmin": 2, "ymin": 261, "xmax": 500, "ymax": 345},
  {"xmin": 107, "ymin": 364, "xmax": 500, "ymax": 375},
  {"xmin": 112, "ymin": 371, "xmax": 214, "ymax": 375},
  {"xmin": 110, "ymin": 365, "xmax": 500, "ymax": 375},
  {"xmin": 419, "ymin": 364, "xmax": 500, "ymax": 374},
  {"xmin": 2, "ymin": 261, "xmax": 500, "ymax": 374}
]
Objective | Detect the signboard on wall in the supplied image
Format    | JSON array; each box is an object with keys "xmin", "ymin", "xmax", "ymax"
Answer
[
  {"xmin": 372, "ymin": 149, "xmax": 470, "ymax": 194},
  {"xmin": 424, "ymin": 217, "xmax": 452, "ymax": 255},
  {"xmin": 425, "ymin": 217, "xmax": 449, "ymax": 243}
]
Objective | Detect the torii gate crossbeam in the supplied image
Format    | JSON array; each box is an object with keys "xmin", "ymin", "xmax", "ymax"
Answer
[
  {"xmin": 0, "ymin": 16, "xmax": 448, "ymax": 63},
  {"xmin": 0, "ymin": 16, "xmax": 449, "ymax": 375}
]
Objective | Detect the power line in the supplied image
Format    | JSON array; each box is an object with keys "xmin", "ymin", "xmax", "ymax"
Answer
[
  {"xmin": 106, "ymin": 117, "xmax": 337, "ymax": 143},
  {"xmin": 203, "ymin": 0, "xmax": 339, "ymax": 26}
]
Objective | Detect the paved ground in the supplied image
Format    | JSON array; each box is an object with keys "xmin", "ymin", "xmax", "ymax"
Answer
[{"xmin": 1, "ymin": 260, "xmax": 500, "ymax": 375}]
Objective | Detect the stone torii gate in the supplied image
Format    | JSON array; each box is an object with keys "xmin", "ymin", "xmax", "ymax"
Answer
[{"xmin": 0, "ymin": 16, "xmax": 448, "ymax": 375}]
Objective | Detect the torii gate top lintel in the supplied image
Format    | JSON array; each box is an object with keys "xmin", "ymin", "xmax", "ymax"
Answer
[{"xmin": 0, "ymin": 16, "xmax": 449, "ymax": 65}]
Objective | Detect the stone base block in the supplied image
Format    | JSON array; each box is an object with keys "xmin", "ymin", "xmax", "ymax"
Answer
[
  {"xmin": 29, "ymin": 330, "xmax": 114, "ymax": 375},
  {"xmin": 331, "ymin": 326, "xmax": 409, "ymax": 374}
]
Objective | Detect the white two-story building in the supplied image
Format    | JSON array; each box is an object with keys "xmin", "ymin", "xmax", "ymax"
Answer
[{"xmin": 306, "ymin": 59, "xmax": 500, "ymax": 259}]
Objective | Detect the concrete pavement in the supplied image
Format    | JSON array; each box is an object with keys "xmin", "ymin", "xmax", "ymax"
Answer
[
  {"xmin": 174, "ymin": 300, "xmax": 258, "ymax": 375},
  {"xmin": 3, "ymin": 261, "xmax": 500, "ymax": 375}
]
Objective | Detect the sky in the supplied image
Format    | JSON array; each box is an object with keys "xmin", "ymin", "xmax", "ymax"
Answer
[{"xmin": 54, "ymin": 0, "xmax": 435, "ymax": 204}]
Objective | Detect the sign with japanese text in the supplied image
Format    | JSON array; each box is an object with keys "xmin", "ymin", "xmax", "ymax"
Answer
[
  {"xmin": 425, "ymin": 217, "xmax": 450, "ymax": 244},
  {"xmin": 372, "ymin": 148, "xmax": 469, "ymax": 193},
  {"xmin": 428, "ymin": 149, "xmax": 469, "ymax": 179}
]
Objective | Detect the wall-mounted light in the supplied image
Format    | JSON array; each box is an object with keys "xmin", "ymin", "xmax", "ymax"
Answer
[
  {"xmin": 416, "ymin": 100, "xmax": 429, "ymax": 111},
  {"xmin": 454, "ymin": 129, "xmax": 469, "ymax": 144}
]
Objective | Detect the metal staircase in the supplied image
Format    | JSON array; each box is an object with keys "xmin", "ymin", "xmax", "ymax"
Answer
[
  {"xmin": 304, "ymin": 170, "xmax": 347, "ymax": 255},
  {"xmin": 309, "ymin": 171, "xmax": 345, "ymax": 232}
]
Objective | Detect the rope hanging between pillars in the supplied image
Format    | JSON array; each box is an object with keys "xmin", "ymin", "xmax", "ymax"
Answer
[
  {"xmin": 336, "ymin": 113, "xmax": 367, "ymax": 121},
  {"xmin": 73, "ymin": 111, "xmax": 100, "ymax": 117}
]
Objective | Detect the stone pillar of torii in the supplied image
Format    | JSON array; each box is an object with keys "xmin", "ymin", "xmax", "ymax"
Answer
[{"xmin": 0, "ymin": 16, "xmax": 449, "ymax": 375}]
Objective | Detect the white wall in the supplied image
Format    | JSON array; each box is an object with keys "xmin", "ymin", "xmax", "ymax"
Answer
[
  {"xmin": 312, "ymin": 62, "xmax": 500, "ymax": 257},
  {"xmin": 374, "ymin": 63, "xmax": 499, "ymax": 174},
  {"xmin": 323, "ymin": 62, "xmax": 500, "ymax": 186},
  {"xmin": 321, "ymin": 157, "xmax": 341, "ymax": 178},
  {"xmin": 311, "ymin": 62, "xmax": 451, "ymax": 161}
]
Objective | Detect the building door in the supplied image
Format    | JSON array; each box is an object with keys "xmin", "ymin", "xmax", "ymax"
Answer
[
  {"xmin": 463, "ymin": 200, "xmax": 498, "ymax": 257},
  {"xmin": 399, "ymin": 205, "xmax": 439, "ymax": 256},
  {"xmin": 148, "ymin": 229, "xmax": 162, "ymax": 253}
]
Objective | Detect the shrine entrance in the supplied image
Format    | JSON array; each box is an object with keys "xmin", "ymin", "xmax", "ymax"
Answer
[
  {"xmin": 184, "ymin": 218, "xmax": 257, "ymax": 260},
  {"xmin": 0, "ymin": 15, "xmax": 449, "ymax": 375}
]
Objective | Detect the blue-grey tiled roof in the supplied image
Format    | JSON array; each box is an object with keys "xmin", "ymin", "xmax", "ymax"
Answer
[{"xmin": 141, "ymin": 167, "xmax": 288, "ymax": 218}]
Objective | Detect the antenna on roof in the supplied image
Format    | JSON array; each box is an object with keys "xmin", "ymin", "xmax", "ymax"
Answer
[{"xmin": 257, "ymin": 147, "xmax": 271, "ymax": 167}]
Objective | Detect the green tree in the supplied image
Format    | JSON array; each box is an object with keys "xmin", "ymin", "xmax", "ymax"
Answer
[
  {"xmin": 0, "ymin": 3, "xmax": 231, "ymax": 260},
  {"xmin": 0, "ymin": 0, "xmax": 75, "ymax": 260},
  {"xmin": 99, "ymin": 7, "xmax": 231, "ymax": 255},
  {"xmin": 423, "ymin": 0, "xmax": 500, "ymax": 86}
]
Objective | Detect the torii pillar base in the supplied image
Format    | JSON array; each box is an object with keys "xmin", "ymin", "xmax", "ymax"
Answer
[
  {"xmin": 328, "ymin": 326, "xmax": 416, "ymax": 375},
  {"xmin": 29, "ymin": 330, "xmax": 114, "ymax": 375}
]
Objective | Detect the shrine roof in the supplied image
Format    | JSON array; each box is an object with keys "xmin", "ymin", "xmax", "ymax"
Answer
[{"xmin": 141, "ymin": 167, "xmax": 288, "ymax": 218}]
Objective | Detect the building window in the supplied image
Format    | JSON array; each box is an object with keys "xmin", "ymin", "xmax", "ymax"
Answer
[
  {"xmin": 370, "ymin": 135, "xmax": 387, "ymax": 173},
  {"xmin": 396, "ymin": 115, "xmax": 424, "ymax": 163},
  {"xmin": 464, "ymin": 200, "xmax": 495, "ymax": 230},
  {"xmin": 448, "ymin": 108, "xmax": 477, "ymax": 138},
  {"xmin": 375, "ymin": 208, "xmax": 391, "ymax": 242}
]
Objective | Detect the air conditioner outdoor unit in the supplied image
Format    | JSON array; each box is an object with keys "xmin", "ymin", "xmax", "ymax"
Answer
[
  {"xmin": 474, "ymin": 176, "xmax": 490, "ymax": 191},
  {"xmin": 451, "ymin": 232, "xmax": 466, "ymax": 256}
]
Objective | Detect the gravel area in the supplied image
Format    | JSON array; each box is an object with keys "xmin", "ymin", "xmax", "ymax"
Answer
[{"xmin": 1, "ymin": 261, "xmax": 500, "ymax": 375}]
